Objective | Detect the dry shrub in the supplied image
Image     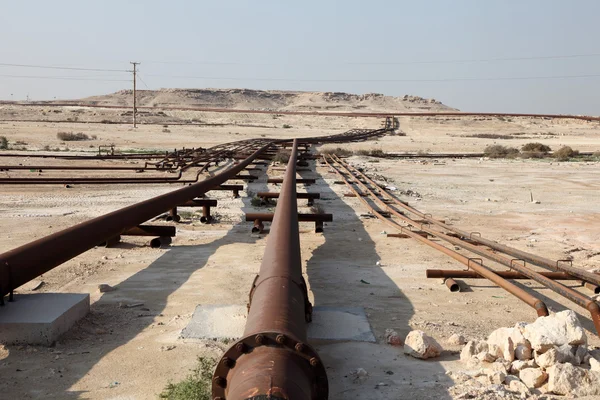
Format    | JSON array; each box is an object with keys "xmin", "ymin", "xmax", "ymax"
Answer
[
  {"xmin": 319, "ymin": 147, "xmax": 353, "ymax": 157},
  {"xmin": 273, "ymin": 149, "xmax": 291, "ymax": 163},
  {"xmin": 553, "ymin": 146, "xmax": 579, "ymax": 161},
  {"xmin": 56, "ymin": 132, "xmax": 90, "ymax": 141},
  {"xmin": 522, "ymin": 142, "xmax": 551, "ymax": 153},
  {"xmin": 484, "ymin": 145, "xmax": 519, "ymax": 158}
]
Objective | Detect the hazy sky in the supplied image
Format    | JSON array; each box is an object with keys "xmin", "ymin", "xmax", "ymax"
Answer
[{"xmin": 1, "ymin": 0, "xmax": 600, "ymax": 114}]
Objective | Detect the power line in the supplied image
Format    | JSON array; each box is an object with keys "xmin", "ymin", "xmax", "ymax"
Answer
[
  {"xmin": 0, "ymin": 63, "xmax": 129, "ymax": 73},
  {"xmin": 144, "ymin": 73, "xmax": 600, "ymax": 83},
  {"xmin": 0, "ymin": 74, "xmax": 130, "ymax": 82},
  {"xmin": 141, "ymin": 52, "xmax": 600, "ymax": 66},
  {"xmin": 137, "ymin": 73, "xmax": 150, "ymax": 89}
]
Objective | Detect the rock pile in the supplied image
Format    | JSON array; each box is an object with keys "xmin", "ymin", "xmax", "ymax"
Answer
[{"xmin": 453, "ymin": 310, "xmax": 600, "ymax": 398}]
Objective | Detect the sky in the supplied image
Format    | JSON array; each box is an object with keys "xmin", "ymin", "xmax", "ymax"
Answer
[{"xmin": 1, "ymin": 0, "xmax": 600, "ymax": 114}]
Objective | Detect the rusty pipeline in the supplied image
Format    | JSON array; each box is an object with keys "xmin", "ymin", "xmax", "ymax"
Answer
[
  {"xmin": 426, "ymin": 269, "xmax": 578, "ymax": 280},
  {"xmin": 339, "ymin": 156, "xmax": 600, "ymax": 287},
  {"xmin": 325, "ymin": 155, "xmax": 549, "ymax": 317},
  {"xmin": 213, "ymin": 139, "xmax": 327, "ymax": 399},
  {"xmin": 0, "ymin": 143, "xmax": 273, "ymax": 299}
]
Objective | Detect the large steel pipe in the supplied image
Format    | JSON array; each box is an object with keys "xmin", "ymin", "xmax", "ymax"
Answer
[{"xmin": 213, "ymin": 139, "xmax": 327, "ymax": 400}]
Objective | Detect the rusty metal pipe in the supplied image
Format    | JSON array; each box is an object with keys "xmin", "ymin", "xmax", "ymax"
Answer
[
  {"xmin": 0, "ymin": 143, "xmax": 272, "ymax": 298},
  {"xmin": 445, "ymin": 278, "xmax": 461, "ymax": 292},
  {"xmin": 325, "ymin": 155, "xmax": 549, "ymax": 317},
  {"xmin": 333, "ymin": 156, "xmax": 600, "ymax": 334},
  {"xmin": 426, "ymin": 269, "xmax": 578, "ymax": 280},
  {"xmin": 213, "ymin": 139, "xmax": 327, "ymax": 400},
  {"xmin": 338, "ymin": 156, "xmax": 600, "ymax": 286}
]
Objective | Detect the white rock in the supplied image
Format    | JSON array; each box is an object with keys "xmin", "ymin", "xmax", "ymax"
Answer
[
  {"xmin": 97, "ymin": 284, "xmax": 116, "ymax": 293},
  {"xmin": 476, "ymin": 352, "xmax": 496, "ymax": 363},
  {"xmin": 486, "ymin": 370, "xmax": 506, "ymax": 385},
  {"xmin": 488, "ymin": 344, "xmax": 502, "ymax": 359},
  {"xmin": 508, "ymin": 379, "xmax": 530, "ymax": 395},
  {"xmin": 522, "ymin": 310, "xmax": 586, "ymax": 352},
  {"xmin": 491, "ymin": 359, "xmax": 511, "ymax": 373},
  {"xmin": 514, "ymin": 344, "xmax": 532, "ymax": 361},
  {"xmin": 461, "ymin": 340, "xmax": 488, "ymax": 362},
  {"xmin": 534, "ymin": 344, "xmax": 580, "ymax": 368},
  {"xmin": 519, "ymin": 367, "xmax": 547, "ymax": 388},
  {"xmin": 547, "ymin": 362, "xmax": 600, "ymax": 396},
  {"xmin": 503, "ymin": 337, "xmax": 515, "ymax": 362},
  {"xmin": 487, "ymin": 327, "xmax": 514, "ymax": 349},
  {"xmin": 403, "ymin": 330, "xmax": 442, "ymax": 359},
  {"xmin": 590, "ymin": 357, "xmax": 600, "ymax": 372},
  {"xmin": 575, "ymin": 344, "xmax": 588, "ymax": 364},
  {"xmin": 447, "ymin": 333, "xmax": 466, "ymax": 346},
  {"xmin": 510, "ymin": 359, "xmax": 537, "ymax": 374}
]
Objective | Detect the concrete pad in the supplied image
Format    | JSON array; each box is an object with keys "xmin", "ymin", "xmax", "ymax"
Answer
[
  {"xmin": 180, "ymin": 304, "xmax": 375, "ymax": 342},
  {"xmin": 0, "ymin": 293, "xmax": 89, "ymax": 345}
]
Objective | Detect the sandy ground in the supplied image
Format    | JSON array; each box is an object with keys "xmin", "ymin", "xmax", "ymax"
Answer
[{"xmin": 0, "ymin": 112, "xmax": 599, "ymax": 399}]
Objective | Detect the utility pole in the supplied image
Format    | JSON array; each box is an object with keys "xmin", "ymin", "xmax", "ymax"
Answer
[{"xmin": 130, "ymin": 62, "xmax": 140, "ymax": 128}]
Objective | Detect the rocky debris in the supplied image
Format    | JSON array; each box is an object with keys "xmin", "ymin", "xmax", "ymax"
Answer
[
  {"xmin": 403, "ymin": 330, "xmax": 442, "ymax": 359},
  {"xmin": 507, "ymin": 379, "xmax": 530, "ymax": 395},
  {"xmin": 460, "ymin": 340, "xmax": 488, "ymax": 361},
  {"xmin": 534, "ymin": 344, "xmax": 583, "ymax": 368},
  {"xmin": 97, "ymin": 284, "xmax": 116, "ymax": 293},
  {"xmin": 519, "ymin": 367, "xmax": 547, "ymax": 388},
  {"xmin": 522, "ymin": 310, "xmax": 586, "ymax": 352},
  {"xmin": 384, "ymin": 329, "xmax": 403, "ymax": 346},
  {"xmin": 447, "ymin": 333, "xmax": 467, "ymax": 346},
  {"xmin": 547, "ymin": 362, "xmax": 600, "ymax": 396},
  {"xmin": 350, "ymin": 367, "xmax": 369, "ymax": 383},
  {"xmin": 453, "ymin": 311, "xmax": 599, "ymax": 398},
  {"xmin": 509, "ymin": 359, "xmax": 537, "ymax": 374}
]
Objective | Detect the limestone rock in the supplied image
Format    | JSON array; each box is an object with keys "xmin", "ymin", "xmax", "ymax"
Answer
[
  {"xmin": 488, "ymin": 343, "xmax": 502, "ymax": 359},
  {"xmin": 503, "ymin": 337, "xmax": 515, "ymax": 362},
  {"xmin": 522, "ymin": 310, "xmax": 586, "ymax": 352},
  {"xmin": 461, "ymin": 340, "xmax": 488, "ymax": 362},
  {"xmin": 491, "ymin": 359, "xmax": 511, "ymax": 373},
  {"xmin": 403, "ymin": 330, "xmax": 442, "ymax": 359},
  {"xmin": 447, "ymin": 333, "xmax": 466, "ymax": 346},
  {"xmin": 508, "ymin": 379, "xmax": 530, "ymax": 395},
  {"xmin": 534, "ymin": 344, "xmax": 581, "ymax": 368},
  {"xmin": 547, "ymin": 362, "xmax": 600, "ymax": 396},
  {"xmin": 510, "ymin": 359, "xmax": 537, "ymax": 374},
  {"xmin": 476, "ymin": 352, "xmax": 496, "ymax": 363},
  {"xmin": 519, "ymin": 367, "xmax": 547, "ymax": 389},
  {"xmin": 514, "ymin": 344, "xmax": 532, "ymax": 361},
  {"xmin": 486, "ymin": 370, "xmax": 506, "ymax": 385},
  {"xmin": 385, "ymin": 329, "xmax": 403, "ymax": 346},
  {"xmin": 98, "ymin": 284, "xmax": 116, "ymax": 293},
  {"xmin": 589, "ymin": 357, "xmax": 600, "ymax": 372}
]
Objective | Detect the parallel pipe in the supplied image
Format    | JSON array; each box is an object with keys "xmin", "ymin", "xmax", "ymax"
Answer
[
  {"xmin": 334, "ymin": 156, "xmax": 600, "ymax": 334},
  {"xmin": 325, "ymin": 155, "xmax": 549, "ymax": 317},
  {"xmin": 426, "ymin": 269, "xmax": 578, "ymax": 280},
  {"xmin": 0, "ymin": 143, "xmax": 272, "ymax": 298},
  {"xmin": 339, "ymin": 156, "xmax": 600, "ymax": 287}
]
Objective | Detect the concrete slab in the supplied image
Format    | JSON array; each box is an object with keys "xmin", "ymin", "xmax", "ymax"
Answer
[
  {"xmin": 180, "ymin": 304, "xmax": 375, "ymax": 342},
  {"xmin": 0, "ymin": 293, "xmax": 90, "ymax": 345}
]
